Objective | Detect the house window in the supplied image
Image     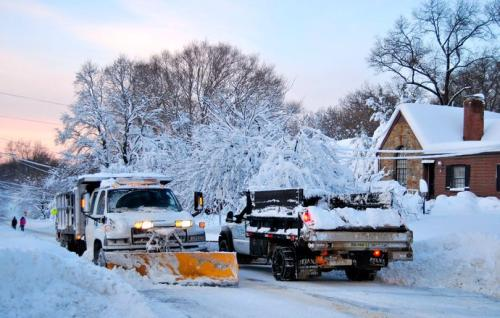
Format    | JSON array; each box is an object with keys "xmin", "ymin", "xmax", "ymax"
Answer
[
  {"xmin": 446, "ymin": 165, "xmax": 470, "ymax": 191},
  {"xmin": 396, "ymin": 158, "xmax": 407, "ymax": 186},
  {"xmin": 394, "ymin": 147, "xmax": 407, "ymax": 186}
]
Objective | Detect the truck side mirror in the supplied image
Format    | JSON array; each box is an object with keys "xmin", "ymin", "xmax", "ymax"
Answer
[
  {"xmin": 226, "ymin": 211, "xmax": 234, "ymax": 223},
  {"xmin": 194, "ymin": 192, "xmax": 204, "ymax": 212}
]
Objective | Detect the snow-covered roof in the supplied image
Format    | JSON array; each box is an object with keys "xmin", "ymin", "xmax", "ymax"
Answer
[{"xmin": 379, "ymin": 103, "xmax": 500, "ymax": 154}]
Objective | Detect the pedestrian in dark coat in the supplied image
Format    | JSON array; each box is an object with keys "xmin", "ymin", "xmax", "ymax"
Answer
[
  {"xmin": 11, "ymin": 217, "xmax": 17, "ymax": 230},
  {"xmin": 20, "ymin": 217, "xmax": 26, "ymax": 231}
]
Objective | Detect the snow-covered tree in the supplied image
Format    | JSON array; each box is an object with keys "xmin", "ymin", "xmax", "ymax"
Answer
[
  {"xmin": 104, "ymin": 56, "xmax": 161, "ymax": 165},
  {"xmin": 171, "ymin": 94, "xmax": 289, "ymax": 211},
  {"xmin": 250, "ymin": 128, "xmax": 356, "ymax": 196},
  {"xmin": 58, "ymin": 62, "xmax": 112, "ymax": 169}
]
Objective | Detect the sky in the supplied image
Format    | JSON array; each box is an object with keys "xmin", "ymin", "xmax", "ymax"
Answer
[{"xmin": 0, "ymin": 0, "xmax": 420, "ymax": 152}]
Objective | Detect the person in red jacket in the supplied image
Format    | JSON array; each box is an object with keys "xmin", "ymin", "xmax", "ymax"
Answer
[{"xmin": 19, "ymin": 217, "xmax": 26, "ymax": 231}]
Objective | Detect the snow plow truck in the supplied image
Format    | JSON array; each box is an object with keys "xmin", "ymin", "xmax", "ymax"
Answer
[
  {"xmin": 219, "ymin": 189, "xmax": 413, "ymax": 281},
  {"xmin": 55, "ymin": 173, "xmax": 238, "ymax": 285}
]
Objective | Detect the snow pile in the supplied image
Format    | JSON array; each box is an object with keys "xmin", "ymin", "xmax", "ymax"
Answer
[
  {"xmin": 379, "ymin": 192, "xmax": 500, "ymax": 299},
  {"xmin": 0, "ymin": 228, "xmax": 160, "ymax": 318},
  {"xmin": 370, "ymin": 180, "xmax": 424, "ymax": 217},
  {"xmin": 306, "ymin": 206, "xmax": 404, "ymax": 230}
]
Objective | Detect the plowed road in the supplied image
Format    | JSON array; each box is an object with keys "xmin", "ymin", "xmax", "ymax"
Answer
[{"xmin": 139, "ymin": 264, "xmax": 500, "ymax": 318}]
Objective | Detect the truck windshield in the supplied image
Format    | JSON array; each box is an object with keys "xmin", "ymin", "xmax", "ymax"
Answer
[{"xmin": 107, "ymin": 189, "xmax": 182, "ymax": 213}]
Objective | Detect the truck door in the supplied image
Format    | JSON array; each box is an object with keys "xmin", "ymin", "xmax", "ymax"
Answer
[
  {"xmin": 229, "ymin": 221, "xmax": 250, "ymax": 255},
  {"xmin": 85, "ymin": 190, "xmax": 106, "ymax": 252}
]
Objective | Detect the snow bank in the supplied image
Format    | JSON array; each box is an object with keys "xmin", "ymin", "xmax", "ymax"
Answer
[
  {"xmin": 0, "ymin": 228, "xmax": 160, "ymax": 318},
  {"xmin": 379, "ymin": 192, "xmax": 500, "ymax": 299}
]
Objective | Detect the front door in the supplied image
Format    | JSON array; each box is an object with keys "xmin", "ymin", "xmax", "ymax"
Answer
[{"xmin": 423, "ymin": 163, "xmax": 435, "ymax": 198}]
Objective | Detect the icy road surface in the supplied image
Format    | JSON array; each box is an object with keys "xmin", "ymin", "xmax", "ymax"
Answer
[
  {"xmin": 5, "ymin": 218, "xmax": 499, "ymax": 318},
  {"xmin": 138, "ymin": 264, "xmax": 500, "ymax": 318}
]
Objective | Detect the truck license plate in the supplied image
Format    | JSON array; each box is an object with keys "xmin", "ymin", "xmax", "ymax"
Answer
[
  {"xmin": 369, "ymin": 257, "xmax": 385, "ymax": 265},
  {"xmin": 351, "ymin": 242, "xmax": 369, "ymax": 248}
]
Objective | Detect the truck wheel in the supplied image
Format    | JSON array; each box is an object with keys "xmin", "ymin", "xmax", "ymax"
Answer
[
  {"xmin": 93, "ymin": 242, "xmax": 106, "ymax": 267},
  {"xmin": 219, "ymin": 238, "xmax": 233, "ymax": 252},
  {"xmin": 75, "ymin": 240, "xmax": 86, "ymax": 257},
  {"xmin": 345, "ymin": 268, "xmax": 376, "ymax": 281},
  {"xmin": 67, "ymin": 240, "xmax": 76, "ymax": 253},
  {"xmin": 272, "ymin": 247, "xmax": 297, "ymax": 281}
]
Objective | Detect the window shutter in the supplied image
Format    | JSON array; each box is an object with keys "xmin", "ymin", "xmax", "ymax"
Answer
[
  {"xmin": 393, "ymin": 161, "xmax": 397, "ymax": 180},
  {"xmin": 445, "ymin": 165, "xmax": 452, "ymax": 190},
  {"xmin": 464, "ymin": 165, "xmax": 471, "ymax": 189},
  {"xmin": 496, "ymin": 165, "xmax": 500, "ymax": 192}
]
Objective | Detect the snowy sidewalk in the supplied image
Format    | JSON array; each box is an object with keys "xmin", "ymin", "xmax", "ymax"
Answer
[{"xmin": 0, "ymin": 225, "xmax": 180, "ymax": 318}]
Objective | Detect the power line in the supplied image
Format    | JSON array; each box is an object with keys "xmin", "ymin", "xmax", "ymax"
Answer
[
  {"xmin": 12, "ymin": 159, "xmax": 52, "ymax": 174},
  {"xmin": 18, "ymin": 158, "xmax": 54, "ymax": 169},
  {"xmin": 0, "ymin": 114, "xmax": 59, "ymax": 126},
  {"xmin": 0, "ymin": 152, "xmax": 56, "ymax": 174},
  {"xmin": 0, "ymin": 90, "xmax": 70, "ymax": 106}
]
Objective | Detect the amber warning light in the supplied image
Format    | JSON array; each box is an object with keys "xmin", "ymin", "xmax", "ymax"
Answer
[{"xmin": 302, "ymin": 210, "xmax": 312, "ymax": 223}]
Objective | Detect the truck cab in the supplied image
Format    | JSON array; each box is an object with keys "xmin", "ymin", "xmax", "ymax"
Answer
[{"xmin": 82, "ymin": 177, "xmax": 206, "ymax": 264}]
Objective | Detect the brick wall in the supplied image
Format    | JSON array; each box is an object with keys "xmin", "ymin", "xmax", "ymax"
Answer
[
  {"xmin": 379, "ymin": 113, "xmax": 423, "ymax": 190},
  {"xmin": 433, "ymin": 153, "xmax": 500, "ymax": 198}
]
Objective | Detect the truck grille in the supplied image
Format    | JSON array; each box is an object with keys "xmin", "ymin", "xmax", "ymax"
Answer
[{"xmin": 131, "ymin": 227, "xmax": 188, "ymax": 245}]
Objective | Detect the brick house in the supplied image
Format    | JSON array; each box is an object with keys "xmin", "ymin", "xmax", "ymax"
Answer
[{"xmin": 377, "ymin": 96, "xmax": 500, "ymax": 198}]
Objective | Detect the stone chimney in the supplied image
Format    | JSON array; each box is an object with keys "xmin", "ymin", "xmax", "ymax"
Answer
[{"xmin": 463, "ymin": 94, "xmax": 485, "ymax": 141}]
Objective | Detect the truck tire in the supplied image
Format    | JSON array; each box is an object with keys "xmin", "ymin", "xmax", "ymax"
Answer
[
  {"xmin": 272, "ymin": 247, "xmax": 297, "ymax": 281},
  {"xmin": 219, "ymin": 237, "xmax": 253, "ymax": 264},
  {"xmin": 93, "ymin": 241, "xmax": 106, "ymax": 267},
  {"xmin": 75, "ymin": 240, "xmax": 87, "ymax": 257},
  {"xmin": 67, "ymin": 240, "xmax": 76, "ymax": 253},
  {"xmin": 219, "ymin": 238, "xmax": 233, "ymax": 252},
  {"xmin": 345, "ymin": 268, "xmax": 376, "ymax": 281}
]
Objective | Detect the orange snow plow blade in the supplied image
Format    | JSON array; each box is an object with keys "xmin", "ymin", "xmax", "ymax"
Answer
[{"xmin": 105, "ymin": 251, "xmax": 239, "ymax": 286}]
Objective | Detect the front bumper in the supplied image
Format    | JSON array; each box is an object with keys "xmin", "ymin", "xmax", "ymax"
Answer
[{"xmin": 103, "ymin": 241, "xmax": 208, "ymax": 252}]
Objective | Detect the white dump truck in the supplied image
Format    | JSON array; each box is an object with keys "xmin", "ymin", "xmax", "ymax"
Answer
[{"xmin": 55, "ymin": 173, "xmax": 238, "ymax": 285}]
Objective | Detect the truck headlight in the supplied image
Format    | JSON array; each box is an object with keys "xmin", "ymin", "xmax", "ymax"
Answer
[
  {"xmin": 175, "ymin": 220, "xmax": 193, "ymax": 228},
  {"xmin": 134, "ymin": 220, "xmax": 154, "ymax": 230}
]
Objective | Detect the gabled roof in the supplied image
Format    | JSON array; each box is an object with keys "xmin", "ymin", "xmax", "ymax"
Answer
[{"xmin": 378, "ymin": 103, "xmax": 500, "ymax": 154}]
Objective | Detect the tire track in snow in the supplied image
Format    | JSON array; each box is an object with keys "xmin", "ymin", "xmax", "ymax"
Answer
[{"xmin": 241, "ymin": 276, "xmax": 388, "ymax": 318}]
